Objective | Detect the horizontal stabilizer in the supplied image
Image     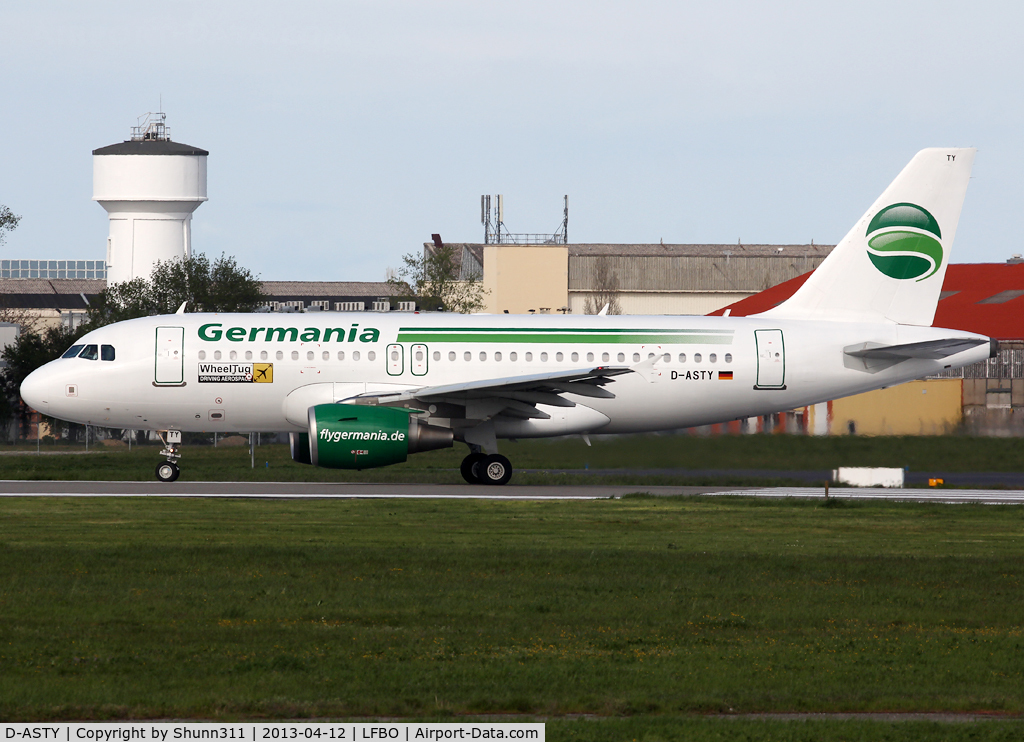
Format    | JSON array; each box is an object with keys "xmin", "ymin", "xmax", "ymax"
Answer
[{"xmin": 844, "ymin": 337, "xmax": 988, "ymax": 361}]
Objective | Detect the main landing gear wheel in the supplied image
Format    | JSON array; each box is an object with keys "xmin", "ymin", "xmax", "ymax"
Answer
[
  {"xmin": 461, "ymin": 452, "xmax": 487, "ymax": 484},
  {"xmin": 155, "ymin": 461, "xmax": 180, "ymax": 483},
  {"xmin": 480, "ymin": 454, "xmax": 513, "ymax": 486}
]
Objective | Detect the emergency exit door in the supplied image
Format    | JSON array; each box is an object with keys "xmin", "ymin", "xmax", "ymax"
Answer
[
  {"xmin": 754, "ymin": 329, "xmax": 786, "ymax": 389},
  {"xmin": 386, "ymin": 343, "xmax": 404, "ymax": 376},
  {"xmin": 410, "ymin": 344, "xmax": 428, "ymax": 376},
  {"xmin": 154, "ymin": 326, "xmax": 184, "ymax": 385}
]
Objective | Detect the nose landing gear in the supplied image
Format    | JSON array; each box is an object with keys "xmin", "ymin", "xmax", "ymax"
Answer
[
  {"xmin": 155, "ymin": 430, "xmax": 182, "ymax": 482},
  {"xmin": 460, "ymin": 450, "xmax": 513, "ymax": 485}
]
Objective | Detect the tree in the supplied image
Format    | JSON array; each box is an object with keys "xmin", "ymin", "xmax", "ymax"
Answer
[
  {"xmin": 0, "ymin": 300, "xmax": 43, "ymax": 335},
  {"xmin": 0, "ymin": 324, "xmax": 81, "ymax": 440},
  {"xmin": 0, "ymin": 204, "xmax": 20, "ymax": 247},
  {"xmin": 583, "ymin": 257, "xmax": 623, "ymax": 315},
  {"xmin": 85, "ymin": 253, "xmax": 266, "ymax": 328},
  {"xmin": 388, "ymin": 242, "xmax": 488, "ymax": 314}
]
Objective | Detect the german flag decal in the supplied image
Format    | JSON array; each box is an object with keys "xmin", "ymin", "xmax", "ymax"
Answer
[{"xmin": 718, "ymin": 371, "xmax": 734, "ymax": 380}]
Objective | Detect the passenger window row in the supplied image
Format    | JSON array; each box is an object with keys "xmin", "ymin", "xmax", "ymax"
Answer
[
  {"xmin": 195, "ymin": 348, "xmax": 734, "ymax": 365},
  {"xmin": 198, "ymin": 349, "xmax": 378, "ymax": 362},
  {"xmin": 436, "ymin": 350, "xmax": 734, "ymax": 364}
]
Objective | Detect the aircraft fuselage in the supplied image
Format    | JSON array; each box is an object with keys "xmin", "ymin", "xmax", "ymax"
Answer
[{"xmin": 20, "ymin": 311, "xmax": 991, "ymax": 435}]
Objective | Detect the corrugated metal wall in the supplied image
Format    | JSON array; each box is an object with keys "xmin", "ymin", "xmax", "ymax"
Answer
[
  {"xmin": 934, "ymin": 343, "xmax": 1024, "ymax": 379},
  {"xmin": 568, "ymin": 292, "xmax": 752, "ymax": 316},
  {"xmin": 568, "ymin": 255, "xmax": 828, "ymax": 292}
]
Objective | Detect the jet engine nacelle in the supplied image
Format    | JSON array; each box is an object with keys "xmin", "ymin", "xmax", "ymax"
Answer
[{"xmin": 291, "ymin": 404, "xmax": 453, "ymax": 469}]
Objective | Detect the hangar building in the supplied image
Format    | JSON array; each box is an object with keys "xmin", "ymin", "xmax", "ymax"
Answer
[{"xmin": 431, "ymin": 241, "xmax": 834, "ymax": 316}]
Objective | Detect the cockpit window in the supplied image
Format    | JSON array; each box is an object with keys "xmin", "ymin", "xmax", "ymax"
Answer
[
  {"xmin": 62, "ymin": 345, "xmax": 85, "ymax": 359},
  {"xmin": 79, "ymin": 344, "xmax": 99, "ymax": 360},
  {"xmin": 101, "ymin": 345, "xmax": 115, "ymax": 361}
]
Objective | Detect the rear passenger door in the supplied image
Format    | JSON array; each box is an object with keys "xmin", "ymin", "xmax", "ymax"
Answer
[{"xmin": 754, "ymin": 329, "xmax": 785, "ymax": 389}]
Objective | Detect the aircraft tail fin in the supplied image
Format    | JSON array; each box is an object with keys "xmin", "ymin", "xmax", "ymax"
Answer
[{"xmin": 760, "ymin": 148, "xmax": 975, "ymax": 326}]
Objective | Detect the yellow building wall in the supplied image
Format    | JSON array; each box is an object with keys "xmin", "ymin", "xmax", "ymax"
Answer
[
  {"xmin": 483, "ymin": 245, "xmax": 568, "ymax": 314},
  {"xmin": 830, "ymin": 379, "xmax": 963, "ymax": 436}
]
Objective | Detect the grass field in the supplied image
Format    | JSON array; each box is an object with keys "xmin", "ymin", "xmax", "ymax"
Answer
[
  {"xmin": 3, "ymin": 432, "xmax": 1024, "ymax": 483},
  {"xmin": 548, "ymin": 717, "xmax": 1024, "ymax": 740},
  {"xmin": 1, "ymin": 495, "xmax": 1022, "ymax": 739}
]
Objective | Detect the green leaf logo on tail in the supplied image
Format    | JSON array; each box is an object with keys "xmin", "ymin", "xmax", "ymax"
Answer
[{"xmin": 865, "ymin": 203, "xmax": 943, "ymax": 281}]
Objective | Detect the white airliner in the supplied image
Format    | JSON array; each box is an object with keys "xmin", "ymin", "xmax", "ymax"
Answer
[{"xmin": 20, "ymin": 148, "xmax": 994, "ymax": 484}]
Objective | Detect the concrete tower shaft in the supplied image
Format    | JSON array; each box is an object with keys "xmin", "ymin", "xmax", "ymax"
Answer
[{"xmin": 93, "ymin": 116, "xmax": 208, "ymax": 284}]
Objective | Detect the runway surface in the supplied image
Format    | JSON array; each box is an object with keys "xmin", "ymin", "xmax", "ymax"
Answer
[
  {"xmin": 3, "ymin": 480, "xmax": 1024, "ymax": 503},
  {"xmin": 707, "ymin": 486, "xmax": 1024, "ymax": 504},
  {"xmin": 0, "ymin": 481, "xmax": 728, "ymax": 499},
  {"xmin": 524, "ymin": 467, "xmax": 1024, "ymax": 489}
]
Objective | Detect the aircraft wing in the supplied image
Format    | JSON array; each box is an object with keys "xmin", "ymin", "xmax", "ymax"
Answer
[
  {"xmin": 348, "ymin": 366, "xmax": 633, "ymax": 420},
  {"xmin": 844, "ymin": 338, "xmax": 989, "ymax": 361}
]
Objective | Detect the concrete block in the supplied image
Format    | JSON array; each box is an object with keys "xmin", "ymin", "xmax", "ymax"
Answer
[{"xmin": 962, "ymin": 379, "xmax": 986, "ymax": 407}]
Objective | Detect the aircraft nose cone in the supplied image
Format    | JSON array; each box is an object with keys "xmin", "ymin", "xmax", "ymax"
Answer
[{"xmin": 20, "ymin": 368, "xmax": 51, "ymax": 414}]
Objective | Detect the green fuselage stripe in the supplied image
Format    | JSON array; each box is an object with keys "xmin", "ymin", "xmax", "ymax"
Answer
[
  {"xmin": 396, "ymin": 332, "xmax": 733, "ymax": 344},
  {"xmin": 400, "ymin": 327, "xmax": 731, "ymax": 334}
]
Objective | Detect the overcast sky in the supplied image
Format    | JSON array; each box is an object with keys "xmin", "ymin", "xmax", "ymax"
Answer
[{"xmin": 2, "ymin": 1, "xmax": 1023, "ymax": 282}]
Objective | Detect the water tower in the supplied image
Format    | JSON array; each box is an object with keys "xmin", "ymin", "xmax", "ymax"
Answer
[{"xmin": 93, "ymin": 112, "xmax": 208, "ymax": 284}]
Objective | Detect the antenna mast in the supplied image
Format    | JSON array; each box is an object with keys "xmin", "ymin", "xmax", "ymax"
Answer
[
  {"xmin": 561, "ymin": 195, "xmax": 568, "ymax": 244},
  {"xmin": 481, "ymin": 195, "xmax": 493, "ymax": 244}
]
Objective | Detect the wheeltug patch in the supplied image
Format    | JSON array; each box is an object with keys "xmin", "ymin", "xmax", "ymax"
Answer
[{"xmin": 198, "ymin": 363, "xmax": 273, "ymax": 383}]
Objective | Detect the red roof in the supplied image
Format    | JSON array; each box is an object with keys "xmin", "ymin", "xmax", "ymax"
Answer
[{"xmin": 708, "ymin": 263, "xmax": 1024, "ymax": 340}]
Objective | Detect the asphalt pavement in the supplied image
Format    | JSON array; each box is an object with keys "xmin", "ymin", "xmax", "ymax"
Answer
[{"xmin": 2, "ymin": 480, "xmax": 1023, "ymax": 504}]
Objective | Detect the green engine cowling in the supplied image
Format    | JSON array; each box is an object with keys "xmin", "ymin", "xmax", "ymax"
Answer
[{"xmin": 291, "ymin": 404, "xmax": 453, "ymax": 469}]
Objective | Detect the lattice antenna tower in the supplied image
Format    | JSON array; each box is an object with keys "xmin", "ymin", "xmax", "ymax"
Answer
[{"xmin": 479, "ymin": 195, "xmax": 567, "ymax": 245}]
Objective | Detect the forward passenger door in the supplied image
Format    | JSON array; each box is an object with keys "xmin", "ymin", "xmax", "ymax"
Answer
[{"xmin": 154, "ymin": 327, "xmax": 185, "ymax": 385}]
